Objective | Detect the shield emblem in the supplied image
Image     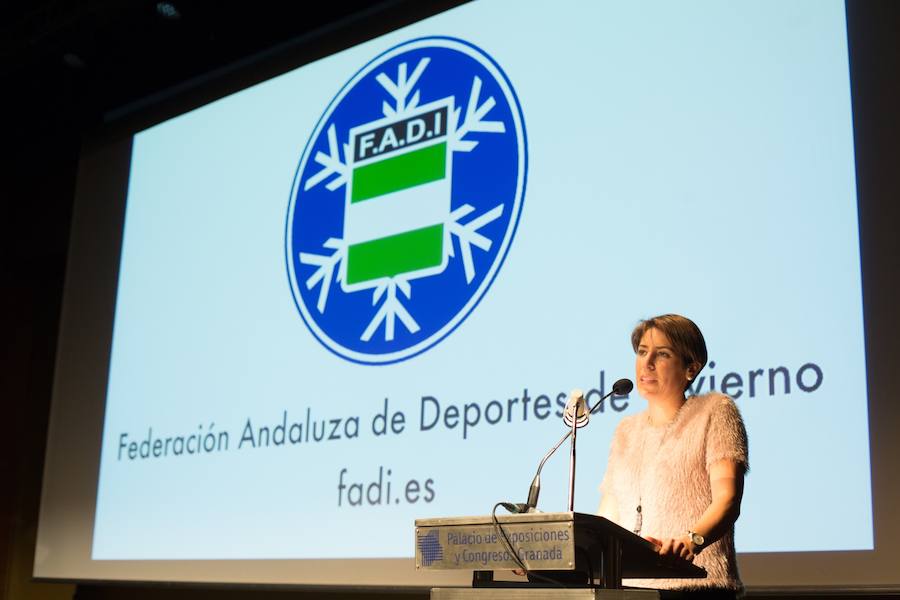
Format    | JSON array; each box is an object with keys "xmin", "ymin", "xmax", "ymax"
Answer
[{"xmin": 342, "ymin": 97, "xmax": 455, "ymax": 292}]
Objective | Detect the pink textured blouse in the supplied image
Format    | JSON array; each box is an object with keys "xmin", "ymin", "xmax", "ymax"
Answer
[{"xmin": 599, "ymin": 393, "xmax": 749, "ymax": 591}]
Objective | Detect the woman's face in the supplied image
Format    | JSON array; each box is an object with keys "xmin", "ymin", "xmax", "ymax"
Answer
[{"xmin": 635, "ymin": 327, "xmax": 695, "ymax": 402}]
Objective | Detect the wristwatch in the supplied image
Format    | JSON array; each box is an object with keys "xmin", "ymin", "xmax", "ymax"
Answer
[{"xmin": 687, "ymin": 530, "xmax": 705, "ymax": 549}]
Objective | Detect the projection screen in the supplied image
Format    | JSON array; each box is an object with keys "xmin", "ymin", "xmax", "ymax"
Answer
[{"xmin": 35, "ymin": 0, "xmax": 900, "ymax": 590}]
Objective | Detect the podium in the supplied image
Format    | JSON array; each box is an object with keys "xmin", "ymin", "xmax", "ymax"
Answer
[{"xmin": 415, "ymin": 512, "xmax": 705, "ymax": 600}]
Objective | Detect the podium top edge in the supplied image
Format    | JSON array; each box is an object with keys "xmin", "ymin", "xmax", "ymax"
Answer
[{"xmin": 416, "ymin": 511, "xmax": 599, "ymax": 527}]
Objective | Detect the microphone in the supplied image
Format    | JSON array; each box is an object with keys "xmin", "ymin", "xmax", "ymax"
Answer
[
  {"xmin": 610, "ymin": 377, "xmax": 634, "ymax": 396},
  {"xmin": 522, "ymin": 378, "xmax": 633, "ymax": 512}
]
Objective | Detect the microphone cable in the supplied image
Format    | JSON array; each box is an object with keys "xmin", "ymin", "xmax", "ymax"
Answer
[{"xmin": 490, "ymin": 502, "xmax": 564, "ymax": 588}]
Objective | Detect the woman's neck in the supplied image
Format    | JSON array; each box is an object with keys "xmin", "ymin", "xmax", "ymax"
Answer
[{"xmin": 648, "ymin": 394, "xmax": 686, "ymax": 426}]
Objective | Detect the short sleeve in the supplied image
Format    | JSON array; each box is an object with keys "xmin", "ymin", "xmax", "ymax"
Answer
[
  {"xmin": 598, "ymin": 420, "xmax": 625, "ymax": 495},
  {"xmin": 597, "ymin": 420, "xmax": 627, "ymax": 522},
  {"xmin": 705, "ymin": 396, "xmax": 749, "ymax": 472},
  {"xmin": 598, "ymin": 461, "xmax": 612, "ymax": 495}
]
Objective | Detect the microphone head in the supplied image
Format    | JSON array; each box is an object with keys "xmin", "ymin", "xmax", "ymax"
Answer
[
  {"xmin": 612, "ymin": 378, "xmax": 634, "ymax": 395},
  {"xmin": 563, "ymin": 389, "xmax": 590, "ymax": 428}
]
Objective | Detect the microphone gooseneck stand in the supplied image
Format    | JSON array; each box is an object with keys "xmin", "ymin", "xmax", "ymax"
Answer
[{"xmin": 567, "ymin": 407, "xmax": 578, "ymax": 511}]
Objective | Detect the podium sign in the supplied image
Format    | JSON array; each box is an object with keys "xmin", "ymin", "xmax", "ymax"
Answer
[{"xmin": 416, "ymin": 513, "xmax": 575, "ymax": 571}]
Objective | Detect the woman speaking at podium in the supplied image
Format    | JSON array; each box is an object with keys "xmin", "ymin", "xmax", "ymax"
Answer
[{"xmin": 598, "ymin": 314, "xmax": 749, "ymax": 599}]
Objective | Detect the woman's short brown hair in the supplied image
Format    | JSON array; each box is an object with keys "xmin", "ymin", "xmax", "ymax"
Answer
[{"xmin": 631, "ymin": 314, "xmax": 708, "ymax": 388}]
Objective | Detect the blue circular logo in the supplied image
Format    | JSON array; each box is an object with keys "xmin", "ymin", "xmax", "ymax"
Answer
[{"xmin": 286, "ymin": 37, "xmax": 527, "ymax": 364}]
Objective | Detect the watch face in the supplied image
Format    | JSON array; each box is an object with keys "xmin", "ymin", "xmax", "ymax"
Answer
[{"xmin": 691, "ymin": 532, "xmax": 705, "ymax": 546}]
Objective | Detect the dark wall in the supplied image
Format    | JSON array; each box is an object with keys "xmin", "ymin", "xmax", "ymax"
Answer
[
  {"xmin": 2, "ymin": 57, "xmax": 80, "ymax": 600},
  {"xmin": 2, "ymin": 2, "xmax": 899, "ymax": 600}
]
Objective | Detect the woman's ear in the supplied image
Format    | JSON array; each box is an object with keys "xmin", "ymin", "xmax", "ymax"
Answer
[{"xmin": 686, "ymin": 362, "xmax": 700, "ymax": 381}]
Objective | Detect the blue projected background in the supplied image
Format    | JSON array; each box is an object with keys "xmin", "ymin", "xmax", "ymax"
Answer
[{"xmin": 92, "ymin": 0, "xmax": 870, "ymax": 560}]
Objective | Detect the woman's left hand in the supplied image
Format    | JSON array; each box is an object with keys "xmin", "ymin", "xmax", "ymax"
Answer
[{"xmin": 656, "ymin": 536, "xmax": 696, "ymax": 562}]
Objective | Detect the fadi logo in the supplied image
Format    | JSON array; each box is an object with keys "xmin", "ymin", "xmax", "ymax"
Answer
[{"xmin": 286, "ymin": 37, "xmax": 527, "ymax": 364}]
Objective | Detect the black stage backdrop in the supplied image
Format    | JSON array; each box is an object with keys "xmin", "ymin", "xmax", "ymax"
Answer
[{"xmin": 2, "ymin": 1, "xmax": 899, "ymax": 599}]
